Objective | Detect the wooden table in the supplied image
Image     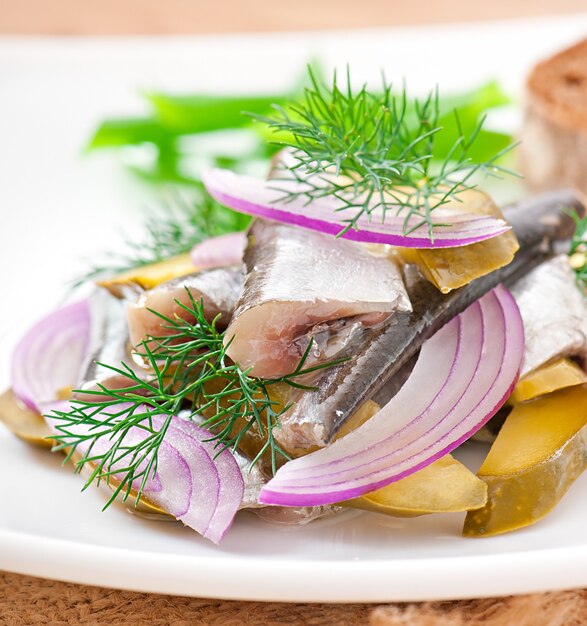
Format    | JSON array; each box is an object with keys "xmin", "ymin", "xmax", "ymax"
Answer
[{"xmin": 1, "ymin": 0, "xmax": 587, "ymax": 35}]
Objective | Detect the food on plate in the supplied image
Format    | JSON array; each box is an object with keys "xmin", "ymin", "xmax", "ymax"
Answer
[
  {"xmin": 520, "ymin": 38, "xmax": 587, "ymax": 195},
  {"xmin": 396, "ymin": 188, "xmax": 519, "ymax": 293},
  {"xmin": 464, "ymin": 385, "xmax": 587, "ymax": 537},
  {"xmin": 270, "ymin": 193, "xmax": 581, "ymax": 452},
  {"xmin": 2, "ymin": 68, "xmax": 587, "ymax": 544},
  {"xmin": 345, "ymin": 454, "xmax": 488, "ymax": 517},
  {"xmin": 510, "ymin": 358, "xmax": 587, "ymax": 404},
  {"xmin": 98, "ymin": 253, "xmax": 196, "ymax": 297}
]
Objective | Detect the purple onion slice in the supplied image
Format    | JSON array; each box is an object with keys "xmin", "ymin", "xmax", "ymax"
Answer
[
  {"xmin": 203, "ymin": 168, "xmax": 510, "ymax": 249},
  {"xmin": 260, "ymin": 285, "xmax": 524, "ymax": 506}
]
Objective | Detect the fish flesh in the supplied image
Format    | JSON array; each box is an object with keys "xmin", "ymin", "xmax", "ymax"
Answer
[
  {"xmin": 127, "ymin": 266, "xmax": 245, "ymax": 348},
  {"xmin": 510, "ymin": 255, "xmax": 587, "ymax": 375},
  {"xmin": 273, "ymin": 190, "xmax": 584, "ymax": 451},
  {"xmin": 224, "ymin": 220, "xmax": 412, "ymax": 379}
]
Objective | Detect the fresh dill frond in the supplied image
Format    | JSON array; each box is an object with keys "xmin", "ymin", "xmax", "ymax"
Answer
[
  {"xmin": 74, "ymin": 190, "xmax": 250, "ymax": 287},
  {"xmin": 256, "ymin": 67, "xmax": 516, "ymax": 241},
  {"xmin": 568, "ymin": 210, "xmax": 587, "ymax": 293},
  {"xmin": 47, "ymin": 291, "xmax": 345, "ymax": 508}
]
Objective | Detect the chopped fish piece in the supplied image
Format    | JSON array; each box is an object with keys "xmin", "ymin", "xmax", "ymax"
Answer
[
  {"xmin": 127, "ymin": 266, "xmax": 244, "ymax": 348},
  {"xmin": 224, "ymin": 220, "xmax": 412, "ymax": 378}
]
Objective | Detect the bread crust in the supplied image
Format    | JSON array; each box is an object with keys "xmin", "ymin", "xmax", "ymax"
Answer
[{"xmin": 521, "ymin": 38, "xmax": 587, "ymax": 193}]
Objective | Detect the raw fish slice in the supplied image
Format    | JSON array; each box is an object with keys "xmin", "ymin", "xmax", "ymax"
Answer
[
  {"xmin": 127, "ymin": 266, "xmax": 244, "ymax": 348},
  {"xmin": 225, "ymin": 220, "xmax": 412, "ymax": 379}
]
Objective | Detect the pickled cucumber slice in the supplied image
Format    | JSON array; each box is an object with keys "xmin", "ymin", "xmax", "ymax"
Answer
[
  {"xmin": 464, "ymin": 384, "xmax": 587, "ymax": 537},
  {"xmin": 0, "ymin": 389, "xmax": 52, "ymax": 447},
  {"xmin": 398, "ymin": 189, "xmax": 519, "ymax": 294},
  {"xmin": 510, "ymin": 358, "xmax": 587, "ymax": 404},
  {"xmin": 98, "ymin": 253, "xmax": 196, "ymax": 297},
  {"xmin": 334, "ymin": 399, "xmax": 380, "ymax": 439},
  {"xmin": 345, "ymin": 454, "xmax": 487, "ymax": 517}
]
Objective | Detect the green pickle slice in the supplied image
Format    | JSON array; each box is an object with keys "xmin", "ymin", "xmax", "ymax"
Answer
[
  {"xmin": 464, "ymin": 384, "xmax": 587, "ymax": 537},
  {"xmin": 0, "ymin": 389, "xmax": 52, "ymax": 447}
]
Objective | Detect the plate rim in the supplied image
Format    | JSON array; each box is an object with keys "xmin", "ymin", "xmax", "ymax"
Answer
[{"xmin": 2, "ymin": 526, "xmax": 586, "ymax": 602}]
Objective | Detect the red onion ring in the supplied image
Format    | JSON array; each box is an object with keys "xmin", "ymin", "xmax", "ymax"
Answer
[
  {"xmin": 11, "ymin": 300, "xmax": 91, "ymax": 412},
  {"xmin": 203, "ymin": 168, "xmax": 510, "ymax": 249},
  {"xmin": 12, "ymin": 300, "xmax": 244, "ymax": 542},
  {"xmin": 260, "ymin": 285, "xmax": 524, "ymax": 506},
  {"xmin": 48, "ymin": 404, "xmax": 244, "ymax": 543},
  {"xmin": 190, "ymin": 231, "xmax": 247, "ymax": 268}
]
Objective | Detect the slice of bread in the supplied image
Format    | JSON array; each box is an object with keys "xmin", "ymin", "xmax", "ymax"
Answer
[{"xmin": 520, "ymin": 38, "xmax": 587, "ymax": 194}]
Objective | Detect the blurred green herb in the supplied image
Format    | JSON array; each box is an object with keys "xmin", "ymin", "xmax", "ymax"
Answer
[
  {"xmin": 87, "ymin": 68, "xmax": 513, "ymax": 190},
  {"xmin": 568, "ymin": 210, "xmax": 587, "ymax": 293},
  {"xmin": 75, "ymin": 191, "xmax": 250, "ymax": 286},
  {"xmin": 255, "ymin": 69, "xmax": 516, "ymax": 239}
]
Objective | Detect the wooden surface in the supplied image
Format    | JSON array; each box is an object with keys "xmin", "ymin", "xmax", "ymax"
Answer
[
  {"xmin": 0, "ymin": 0, "xmax": 586, "ymax": 35},
  {"xmin": 1, "ymin": 571, "xmax": 586, "ymax": 625}
]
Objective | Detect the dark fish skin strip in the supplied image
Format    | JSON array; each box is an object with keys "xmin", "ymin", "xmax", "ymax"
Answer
[{"xmin": 275, "ymin": 190, "xmax": 585, "ymax": 451}]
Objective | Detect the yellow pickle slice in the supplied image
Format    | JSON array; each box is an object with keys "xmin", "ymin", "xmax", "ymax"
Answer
[
  {"xmin": 336, "ymin": 400, "xmax": 487, "ymax": 516},
  {"xmin": 463, "ymin": 384, "xmax": 587, "ymax": 537},
  {"xmin": 0, "ymin": 389, "xmax": 53, "ymax": 447},
  {"xmin": 344, "ymin": 454, "xmax": 487, "ymax": 517},
  {"xmin": 98, "ymin": 253, "xmax": 196, "ymax": 297},
  {"xmin": 510, "ymin": 358, "xmax": 587, "ymax": 404}
]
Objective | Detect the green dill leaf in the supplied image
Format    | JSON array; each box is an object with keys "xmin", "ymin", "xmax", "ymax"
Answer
[
  {"xmin": 254, "ymin": 67, "xmax": 517, "ymax": 241},
  {"xmin": 74, "ymin": 190, "xmax": 250, "ymax": 287},
  {"xmin": 568, "ymin": 209, "xmax": 587, "ymax": 294}
]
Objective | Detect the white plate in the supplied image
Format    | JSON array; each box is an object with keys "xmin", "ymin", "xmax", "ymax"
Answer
[{"xmin": 2, "ymin": 16, "xmax": 587, "ymax": 602}]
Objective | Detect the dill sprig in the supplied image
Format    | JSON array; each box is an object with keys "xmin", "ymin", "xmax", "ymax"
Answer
[
  {"xmin": 75, "ymin": 191, "xmax": 250, "ymax": 287},
  {"xmin": 257, "ymin": 67, "xmax": 515, "ymax": 240},
  {"xmin": 47, "ymin": 291, "xmax": 344, "ymax": 509},
  {"xmin": 569, "ymin": 210, "xmax": 587, "ymax": 293}
]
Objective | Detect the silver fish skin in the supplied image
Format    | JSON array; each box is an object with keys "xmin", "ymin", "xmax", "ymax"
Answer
[
  {"xmin": 126, "ymin": 266, "xmax": 245, "ymax": 348},
  {"xmin": 75, "ymin": 288, "xmax": 146, "ymax": 400},
  {"xmin": 510, "ymin": 255, "xmax": 587, "ymax": 376},
  {"xmin": 224, "ymin": 220, "xmax": 412, "ymax": 379},
  {"xmin": 273, "ymin": 190, "xmax": 584, "ymax": 452},
  {"xmin": 234, "ymin": 445, "xmax": 342, "ymax": 521}
]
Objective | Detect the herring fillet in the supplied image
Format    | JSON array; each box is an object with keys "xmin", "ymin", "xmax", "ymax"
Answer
[
  {"xmin": 510, "ymin": 255, "xmax": 587, "ymax": 375},
  {"xmin": 76, "ymin": 289, "xmax": 148, "ymax": 399},
  {"xmin": 127, "ymin": 266, "xmax": 245, "ymax": 348},
  {"xmin": 274, "ymin": 190, "xmax": 584, "ymax": 452},
  {"xmin": 224, "ymin": 220, "xmax": 412, "ymax": 379}
]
